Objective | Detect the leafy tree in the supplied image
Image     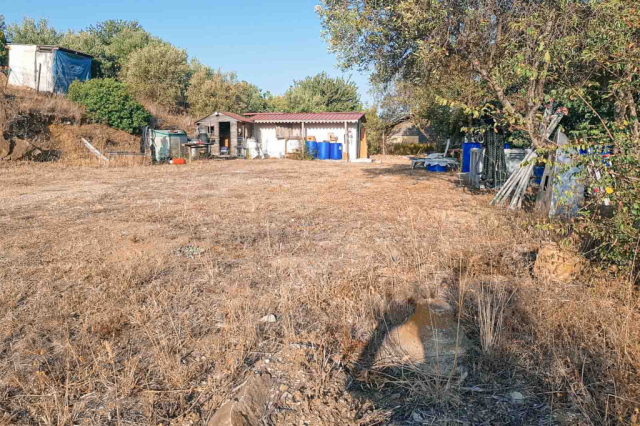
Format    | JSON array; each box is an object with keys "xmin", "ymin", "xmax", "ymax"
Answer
[
  {"xmin": 318, "ymin": 0, "xmax": 587, "ymax": 148},
  {"xmin": 0, "ymin": 15, "xmax": 7, "ymax": 67},
  {"xmin": 6, "ymin": 17, "xmax": 62, "ymax": 45},
  {"xmin": 237, "ymin": 81, "xmax": 270, "ymax": 113},
  {"xmin": 275, "ymin": 72, "xmax": 361, "ymax": 112},
  {"xmin": 362, "ymin": 105, "xmax": 386, "ymax": 154},
  {"xmin": 68, "ymin": 78, "xmax": 150, "ymax": 133},
  {"xmin": 265, "ymin": 93, "xmax": 288, "ymax": 112},
  {"xmin": 122, "ymin": 43, "xmax": 190, "ymax": 111},
  {"xmin": 187, "ymin": 61, "xmax": 269, "ymax": 117},
  {"xmin": 61, "ymin": 20, "xmax": 155, "ymax": 78},
  {"xmin": 579, "ymin": 0, "xmax": 639, "ymax": 140}
]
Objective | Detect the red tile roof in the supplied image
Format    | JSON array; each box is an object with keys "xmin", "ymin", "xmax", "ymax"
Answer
[
  {"xmin": 195, "ymin": 111, "xmax": 366, "ymax": 124},
  {"xmin": 246, "ymin": 112, "xmax": 365, "ymax": 123}
]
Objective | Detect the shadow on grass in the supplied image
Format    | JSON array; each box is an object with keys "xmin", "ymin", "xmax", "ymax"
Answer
[
  {"xmin": 343, "ymin": 280, "xmax": 586, "ymax": 425},
  {"xmin": 360, "ymin": 164, "xmax": 462, "ymax": 185}
]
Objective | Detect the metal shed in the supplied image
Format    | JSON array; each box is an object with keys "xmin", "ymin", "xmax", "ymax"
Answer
[{"xmin": 7, "ymin": 44, "xmax": 92, "ymax": 94}]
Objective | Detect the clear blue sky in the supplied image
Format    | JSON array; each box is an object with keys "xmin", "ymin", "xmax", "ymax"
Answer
[{"xmin": 3, "ymin": 0, "xmax": 373, "ymax": 105}]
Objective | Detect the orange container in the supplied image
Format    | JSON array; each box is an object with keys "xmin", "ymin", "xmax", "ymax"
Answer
[{"xmin": 171, "ymin": 158, "xmax": 186, "ymax": 165}]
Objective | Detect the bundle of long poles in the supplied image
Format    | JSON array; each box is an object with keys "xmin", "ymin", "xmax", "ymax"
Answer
[{"xmin": 490, "ymin": 113, "xmax": 563, "ymax": 209}]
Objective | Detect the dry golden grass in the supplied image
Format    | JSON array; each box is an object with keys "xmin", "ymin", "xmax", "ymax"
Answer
[{"xmin": 0, "ymin": 159, "xmax": 638, "ymax": 425}]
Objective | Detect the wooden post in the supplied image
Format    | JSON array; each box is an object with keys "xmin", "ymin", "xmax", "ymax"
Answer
[
  {"xmin": 4, "ymin": 68, "xmax": 11, "ymax": 90},
  {"xmin": 361, "ymin": 126, "xmax": 368, "ymax": 158},
  {"xmin": 230, "ymin": 121, "xmax": 238, "ymax": 157},
  {"xmin": 301, "ymin": 122, "xmax": 306, "ymax": 155},
  {"xmin": 344, "ymin": 121, "xmax": 349, "ymax": 161},
  {"xmin": 213, "ymin": 122, "xmax": 220, "ymax": 155},
  {"xmin": 36, "ymin": 64, "xmax": 42, "ymax": 93},
  {"xmin": 382, "ymin": 129, "xmax": 386, "ymax": 155}
]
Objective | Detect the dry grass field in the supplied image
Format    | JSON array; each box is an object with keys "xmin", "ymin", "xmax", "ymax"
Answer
[{"xmin": 1, "ymin": 159, "xmax": 638, "ymax": 425}]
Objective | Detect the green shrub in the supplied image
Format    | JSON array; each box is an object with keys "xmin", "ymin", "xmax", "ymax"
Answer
[
  {"xmin": 573, "ymin": 131, "xmax": 640, "ymax": 271},
  {"xmin": 68, "ymin": 78, "xmax": 150, "ymax": 133}
]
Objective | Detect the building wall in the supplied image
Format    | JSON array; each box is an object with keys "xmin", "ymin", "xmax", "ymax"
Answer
[
  {"xmin": 253, "ymin": 122, "xmax": 360, "ymax": 159},
  {"xmin": 8, "ymin": 45, "xmax": 38, "ymax": 90}
]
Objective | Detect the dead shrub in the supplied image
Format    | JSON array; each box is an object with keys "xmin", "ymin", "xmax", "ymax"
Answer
[{"xmin": 475, "ymin": 281, "xmax": 513, "ymax": 354}]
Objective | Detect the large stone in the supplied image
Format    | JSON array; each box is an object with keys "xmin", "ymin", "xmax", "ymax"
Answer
[
  {"xmin": 375, "ymin": 298, "xmax": 471, "ymax": 375},
  {"xmin": 208, "ymin": 374, "xmax": 271, "ymax": 426},
  {"xmin": 534, "ymin": 243, "xmax": 585, "ymax": 282}
]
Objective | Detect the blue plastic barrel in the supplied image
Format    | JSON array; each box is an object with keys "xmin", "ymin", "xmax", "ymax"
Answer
[
  {"xmin": 330, "ymin": 143, "xmax": 343, "ymax": 160},
  {"xmin": 434, "ymin": 165, "xmax": 448, "ymax": 172},
  {"xmin": 462, "ymin": 142, "xmax": 482, "ymax": 173},
  {"xmin": 318, "ymin": 141, "xmax": 331, "ymax": 160},
  {"xmin": 305, "ymin": 141, "xmax": 318, "ymax": 158},
  {"xmin": 427, "ymin": 164, "xmax": 437, "ymax": 172},
  {"xmin": 533, "ymin": 165, "xmax": 545, "ymax": 184}
]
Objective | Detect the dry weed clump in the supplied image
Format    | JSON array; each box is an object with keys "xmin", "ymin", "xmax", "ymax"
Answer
[
  {"xmin": 0, "ymin": 159, "xmax": 638, "ymax": 425},
  {"xmin": 6, "ymin": 86, "xmax": 84, "ymax": 122},
  {"xmin": 475, "ymin": 281, "xmax": 514, "ymax": 354}
]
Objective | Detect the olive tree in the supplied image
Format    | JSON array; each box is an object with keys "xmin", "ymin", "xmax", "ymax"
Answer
[
  {"xmin": 318, "ymin": 0, "xmax": 587, "ymax": 147},
  {"xmin": 122, "ymin": 43, "xmax": 190, "ymax": 111},
  {"xmin": 186, "ymin": 62, "xmax": 269, "ymax": 117},
  {"xmin": 276, "ymin": 72, "xmax": 362, "ymax": 113},
  {"xmin": 62, "ymin": 20, "xmax": 155, "ymax": 78},
  {"xmin": 6, "ymin": 17, "xmax": 62, "ymax": 45}
]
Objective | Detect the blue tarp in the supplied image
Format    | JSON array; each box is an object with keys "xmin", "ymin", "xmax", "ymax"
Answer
[{"xmin": 52, "ymin": 50, "xmax": 91, "ymax": 94}]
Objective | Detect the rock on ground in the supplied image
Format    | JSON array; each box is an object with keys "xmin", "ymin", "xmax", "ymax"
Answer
[
  {"xmin": 534, "ymin": 243, "xmax": 585, "ymax": 282},
  {"xmin": 208, "ymin": 374, "xmax": 271, "ymax": 426},
  {"xmin": 375, "ymin": 298, "xmax": 471, "ymax": 375}
]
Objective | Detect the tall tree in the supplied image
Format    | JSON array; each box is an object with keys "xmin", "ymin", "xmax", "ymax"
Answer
[
  {"xmin": 122, "ymin": 43, "xmax": 190, "ymax": 111},
  {"xmin": 186, "ymin": 61, "xmax": 270, "ymax": 117},
  {"xmin": 580, "ymin": 0, "xmax": 640, "ymax": 141},
  {"xmin": 276, "ymin": 72, "xmax": 362, "ymax": 112},
  {"xmin": 6, "ymin": 17, "xmax": 62, "ymax": 45},
  {"xmin": 318, "ymin": 0, "xmax": 587, "ymax": 147},
  {"xmin": 61, "ymin": 20, "xmax": 155, "ymax": 78}
]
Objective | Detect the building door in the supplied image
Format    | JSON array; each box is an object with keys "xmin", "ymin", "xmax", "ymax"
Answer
[
  {"xmin": 219, "ymin": 122, "xmax": 231, "ymax": 155},
  {"xmin": 360, "ymin": 126, "xmax": 368, "ymax": 159}
]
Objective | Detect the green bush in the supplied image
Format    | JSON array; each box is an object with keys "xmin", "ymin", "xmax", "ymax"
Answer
[
  {"xmin": 68, "ymin": 78, "xmax": 150, "ymax": 134},
  {"xmin": 573, "ymin": 131, "xmax": 640, "ymax": 271}
]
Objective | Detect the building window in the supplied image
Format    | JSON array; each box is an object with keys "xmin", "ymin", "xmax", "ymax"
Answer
[{"xmin": 276, "ymin": 124, "xmax": 302, "ymax": 139}]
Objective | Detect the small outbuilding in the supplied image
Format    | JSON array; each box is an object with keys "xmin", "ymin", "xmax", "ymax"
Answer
[
  {"xmin": 194, "ymin": 111, "xmax": 368, "ymax": 160},
  {"xmin": 7, "ymin": 44, "xmax": 92, "ymax": 94},
  {"xmin": 387, "ymin": 116, "xmax": 430, "ymax": 145},
  {"xmin": 194, "ymin": 112, "xmax": 254, "ymax": 157}
]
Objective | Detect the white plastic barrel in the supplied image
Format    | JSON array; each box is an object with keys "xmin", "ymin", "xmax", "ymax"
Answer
[{"xmin": 246, "ymin": 138, "xmax": 259, "ymax": 159}]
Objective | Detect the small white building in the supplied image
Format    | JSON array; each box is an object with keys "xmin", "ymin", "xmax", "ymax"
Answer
[
  {"xmin": 195, "ymin": 111, "xmax": 368, "ymax": 160},
  {"xmin": 7, "ymin": 44, "xmax": 92, "ymax": 93}
]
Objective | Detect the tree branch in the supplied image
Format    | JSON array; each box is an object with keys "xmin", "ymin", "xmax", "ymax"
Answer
[{"xmin": 572, "ymin": 88, "xmax": 615, "ymax": 142}]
